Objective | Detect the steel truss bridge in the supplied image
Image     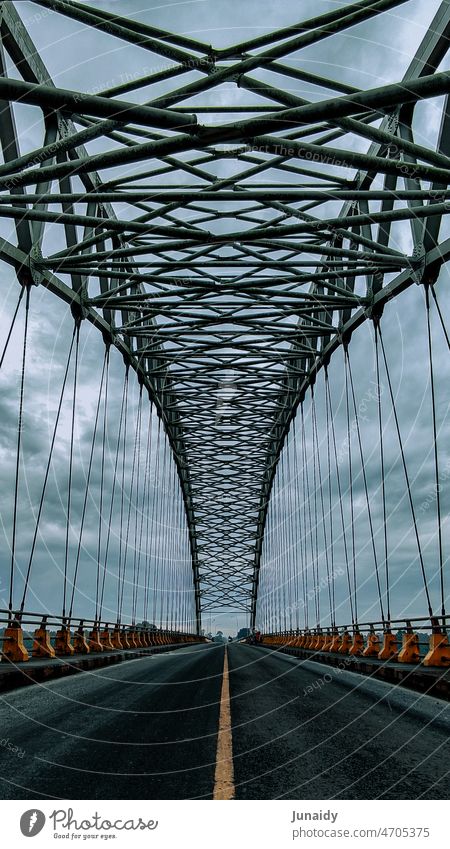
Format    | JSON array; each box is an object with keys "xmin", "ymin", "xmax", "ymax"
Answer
[{"xmin": 0, "ymin": 0, "xmax": 449, "ymax": 670}]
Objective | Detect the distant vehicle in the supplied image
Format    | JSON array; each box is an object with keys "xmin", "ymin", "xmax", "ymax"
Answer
[
  {"xmin": 246, "ymin": 630, "xmax": 262, "ymax": 645},
  {"xmin": 228, "ymin": 635, "xmax": 233, "ymax": 642}
]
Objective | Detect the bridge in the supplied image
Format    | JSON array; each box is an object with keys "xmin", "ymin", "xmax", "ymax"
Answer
[{"xmin": 0, "ymin": 0, "xmax": 449, "ymax": 801}]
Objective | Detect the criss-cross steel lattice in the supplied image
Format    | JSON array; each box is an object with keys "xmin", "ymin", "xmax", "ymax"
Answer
[{"xmin": 1, "ymin": 0, "xmax": 450, "ymax": 625}]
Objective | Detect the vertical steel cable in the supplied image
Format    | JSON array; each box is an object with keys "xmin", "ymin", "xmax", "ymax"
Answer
[
  {"xmin": 280, "ymin": 449, "xmax": 287, "ymax": 631},
  {"xmin": 163, "ymin": 451, "xmax": 170, "ymax": 630},
  {"xmin": 95, "ymin": 345, "xmax": 110, "ymax": 623},
  {"xmin": 374, "ymin": 323, "xmax": 390, "ymax": 623},
  {"xmin": 62, "ymin": 321, "xmax": 80, "ymax": 621},
  {"xmin": 9, "ymin": 285, "xmax": 31, "ymax": 619},
  {"xmin": 378, "ymin": 325, "xmax": 433, "ymax": 618},
  {"xmin": 0, "ymin": 286, "xmax": 24, "ymax": 371},
  {"xmin": 151, "ymin": 418, "xmax": 161, "ymax": 627},
  {"xmin": 116, "ymin": 366, "xmax": 129, "ymax": 623},
  {"xmin": 171, "ymin": 461, "xmax": 177, "ymax": 630},
  {"xmin": 137, "ymin": 402, "xmax": 151, "ymax": 624},
  {"xmin": 68, "ymin": 348, "xmax": 108, "ymax": 620},
  {"xmin": 131, "ymin": 386, "xmax": 143, "ymax": 625},
  {"xmin": 98, "ymin": 368, "xmax": 128, "ymax": 621},
  {"xmin": 325, "ymin": 372, "xmax": 354, "ymax": 627},
  {"xmin": 143, "ymin": 403, "xmax": 154, "ymax": 623},
  {"xmin": 324, "ymin": 367, "xmax": 336, "ymax": 628},
  {"xmin": 264, "ymin": 490, "xmax": 274, "ymax": 631},
  {"xmin": 429, "ymin": 285, "xmax": 450, "ymax": 351},
  {"xmin": 20, "ymin": 325, "xmax": 76, "ymax": 614},
  {"xmin": 310, "ymin": 390, "xmax": 320, "ymax": 625},
  {"xmin": 425, "ymin": 286, "xmax": 445, "ymax": 618},
  {"xmin": 286, "ymin": 429, "xmax": 296, "ymax": 630},
  {"xmin": 312, "ymin": 385, "xmax": 333, "ymax": 626},
  {"xmin": 119, "ymin": 383, "xmax": 142, "ymax": 622},
  {"xmin": 346, "ymin": 348, "xmax": 385, "ymax": 623},
  {"xmin": 300, "ymin": 403, "xmax": 311, "ymax": 629},
  {"xmin": 292, "ymin": 422, "xmax": 299, "ymax": 630},
  {"xmin": 344, "ymin": 346, "xmax": 357, "ymax": 624}
]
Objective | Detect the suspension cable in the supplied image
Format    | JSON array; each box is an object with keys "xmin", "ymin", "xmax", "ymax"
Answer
[
  {"xmin": 94, "ymin": 345, "xmax": 110, "ymax": 623},
  {"xmin": 116, "ymin": 366, "xmax": 130, "ymax": 623},
  {"xmin": 324, "ymin": 366, "xmax": 336, "ymax": 629},
  {"xmin": 68, "ymin": 346, "xmax": 108, "ymax": 621},
  {"xmin": 344, "ymin": 344, "xmax": 357, "ymax": 624},
  {"xmin": 378, "ymin": 325, "xmax": 433, "ymax": 618},
  {"xmin": 346, "ymin": 347, "xmax": 385, "ymax": 624},
  {"xmin": 0, "ymin": 285, "xmax": 24, "ymax": 371},
  {"xmin": 98, "ymin": 368, "xmax": 128, "ymax": 621},
  {"xmin": 131, "ymin": 386, "xmax": 143, "ymax": 625},
  {"xmin": 20, "ymin": 324, "xmax": 76, "ymax": 614},
  {"xmin": 119, "ymin": 384, "xmax": 143, "ymax": 622},
  {"xmin": 62, "ymin": 321, "xmax": 80, "ymax": 621},
  {"xmin": 429, "ymin": 284, "xmax": 450, "ymax": 352},
  {"xmin": 425, "ymin": 285, "xmax": 445, "ymax": 618},
  {"xmin": 325, "ymin": 370, "xmax": 354, "ymax": 627},
  {"xmin": 301, "ymin": 402, "xmax": 312, "ymax": 629},
  {"xmin": 133, "ymin": 395, "xmax": 150, "ymax": 625},
  {"xmin": 9, "ymin": 284, "xmax": 31, "ymax": 619},
  {"xmin": 143, "ymin": 404, "xmax": 154, "ymax": 622},
  {"xmin": 374, "ymin": 322, "xmax": 390, "ymax": 622},
  {"xmin": 311, "ymin": 383, "xmax": 333, "ymax": 626},
  {"xmin": 310, "ymin": 387, "xmax": 320, "ymax": 626},
  {"xmin": 157, "ymin": 434, "xmax": 168, "ymax": 629},
  {"xmin": 292, "ymin": 423, "xmax": 302, "ymax": 630},
  {"xmin": 151, "ymin": 418, "xmax": 162, "ymax": 627},
  {"xmin": 280, "ymin": 440, "xmax": 287, "ymax": 630}
]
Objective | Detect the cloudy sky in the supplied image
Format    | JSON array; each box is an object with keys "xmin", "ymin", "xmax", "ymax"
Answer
[{"xmin": 0, "ymin": 0, "xmax": 449, "ymax": 636}]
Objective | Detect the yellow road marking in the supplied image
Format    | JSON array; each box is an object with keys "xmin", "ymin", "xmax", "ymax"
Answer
[{"xmin": 213, "ymin": 646, "xmax": 235, "ymax": 800}]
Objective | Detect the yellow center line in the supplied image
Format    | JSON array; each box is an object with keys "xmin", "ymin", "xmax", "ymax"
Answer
[{"xmin": 213, "ymin": 645, "xmax": 235, "ymax": 800}]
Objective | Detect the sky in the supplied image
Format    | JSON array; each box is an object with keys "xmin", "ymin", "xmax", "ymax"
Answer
[{"xmin": 0, "ymin": 0, "xmax": 449, "ymax": 636}]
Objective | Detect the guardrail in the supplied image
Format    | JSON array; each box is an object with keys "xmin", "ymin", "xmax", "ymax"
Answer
[
  {"xmin": 259, "ymin": 616, "xmax": 450, "ymax": 667},
  {"xmin": 0, "ymin": 609, "xmax": 203, "ymax": 662}
]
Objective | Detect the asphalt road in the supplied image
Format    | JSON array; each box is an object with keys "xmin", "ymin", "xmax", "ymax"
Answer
[
  {"xmin": 0, "ymin": 642, "xmax": 449, "ymax": 800},
  {"xmin": 228, "ymin": 644, "xmax": 450, "ymax": 800}
]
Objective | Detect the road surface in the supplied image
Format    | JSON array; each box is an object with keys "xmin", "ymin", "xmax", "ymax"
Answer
[{"xmin": 0, "ymin": 643, "xmax": 449, "ymax": 799}]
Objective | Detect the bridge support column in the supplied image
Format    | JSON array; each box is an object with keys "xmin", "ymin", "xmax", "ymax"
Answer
[
  {"xmin": 121, "ymin": 627, "xmax": 130, "ymax": 649},
  {"xmin": 133, "ymin": 630, "xmax": 143, "ymax": 648},
  {"xmin": 349, "ymin": 630, "xmax": 364, "ymax": 656},
  {"xmin": 127, "ymin": 629, "xmax": 137, "ymax": 648},
  {"xmin": 88, "ymin": 625, "xmax": 103, "ymax": 652},
  {"xmin": 329, "ymin": 631, "xmax": 341, "ymax": 652},
  {"xmin": 100, "ymin": 625, "xmax": 114, "ymax": 651},
  {"xmin": 338, "ymin": 630, "xmax": 352, "ymax": 655},
  {"xmin": 2, "ymin": 620, "xmax": 29, "ymax": 662},
  {"xmin": 140, "ymin": 630, "xmax": 150, "ymax": 647},
  {"xmin": 293, "ymin": 630, "xmax": 303, "ymax": 648},
  {"xmin": 55, "ymin": 624, "xmax": 74, "ymax": 656},
  {"xmin": 32, "ymin": 617, "xmax": 55, "ymax": 658},
  {"xmin": 313, "ymin": 631, "xmax": 326, "ymax": 651},
  {"xmin": 322, "ymin": 630, "xmax": 333, "ymax": 651},
  {"xmin": 111, "ymin": 624, "xmax": 123, "ymax": 649},
  {"xmin": 73, "ymin": 623, "xmax": 90, "ymax": 653},
  {"xmin": 423, "ymin": 620, "xmax": 450, "ymax": 667},
  {"xmin": 378, "ymin": 629, "xmax": 398, "ymax": 661},
  {"xmin": 398, "ymin": 624, "xmax": 420, "ymax": 663},
  {"xmin": 363, "ymin": 629, "xmax": 381, "ymax": 657}
]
